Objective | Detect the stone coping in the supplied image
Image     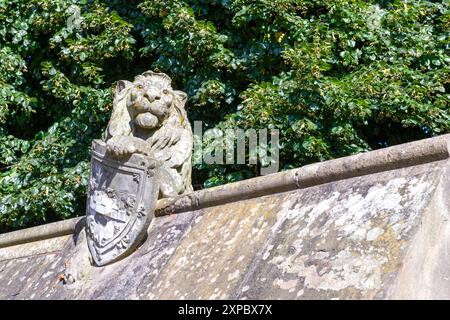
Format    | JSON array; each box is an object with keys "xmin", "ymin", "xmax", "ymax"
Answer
[{"xmin": 0, "ymin": 133, "xmax": 449, "ymax": 249}]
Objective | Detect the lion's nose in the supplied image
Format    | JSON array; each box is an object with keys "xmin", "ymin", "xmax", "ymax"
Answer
[{"xmin": 144, "ymin": 89, "xmax": 161, "ymax": 102}]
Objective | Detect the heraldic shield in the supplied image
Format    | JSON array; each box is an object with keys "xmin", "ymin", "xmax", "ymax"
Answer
[{"xmin": 86, "ymin": 140, "xmax": 159, "ymax": 266}]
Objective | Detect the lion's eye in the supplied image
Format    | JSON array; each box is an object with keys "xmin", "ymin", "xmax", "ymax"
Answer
[
  {"xmin": 162, "ymin": 89, "xmax": 169, "ymax": 95},
  {"xmin": 136, "ymin": 84, "xmax": 143, "ymax": 90}
]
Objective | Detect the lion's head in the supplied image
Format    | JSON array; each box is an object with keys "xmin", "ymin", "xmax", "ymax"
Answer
[{"xmin": 105, "ymin": 71, "xmax": 189, "ymax": 140}]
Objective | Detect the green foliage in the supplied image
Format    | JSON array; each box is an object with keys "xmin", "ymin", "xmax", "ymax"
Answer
[
  {"xmin": 0, "ymin": 0, "xmax": 131, "ymax": 230},
  {"xmin": 0, "ymin": 0, "xmax": 449, "ymax": 231}
]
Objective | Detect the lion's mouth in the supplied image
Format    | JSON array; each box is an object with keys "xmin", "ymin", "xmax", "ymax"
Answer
[{"xmin": 134, "ymin": 112, "xmax": 159, "ymax": 129}]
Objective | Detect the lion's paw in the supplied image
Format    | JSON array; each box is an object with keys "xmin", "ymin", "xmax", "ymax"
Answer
[{"xmin": 106, "ymin": 136, "xmax": 139, "ymax": 157}]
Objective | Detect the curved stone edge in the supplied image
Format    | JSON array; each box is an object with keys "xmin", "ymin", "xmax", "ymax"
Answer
[
  {"xmin": 0, "ymin": 217, "xmax": 85, "ymax": 249},
  {"xmin": 0, "ymin": 133, "xmax": 449, "ymax": 249},
  {"xmin": 156, "ymin": 133, "xmax": 450, "ymax": 215}
]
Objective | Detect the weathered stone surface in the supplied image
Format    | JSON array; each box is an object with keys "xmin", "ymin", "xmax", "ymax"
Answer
[
  {"xmin": 0, "ymin": 137, "xmax": 449, "ymax": 300},
  {"xmin": 0, "ymin": 254, "xmax": 58, "ymax": 299},
  {"xmin": 236, "ymin": 163, "xmax": 444, "ymax": 299},
  {"xmin": 15, "ymin": 253, "xmax": 65, "ymax": 300},
  {"xmin": 147, "ymin": 198, "xmax": 287, "ymax": 300},
  {"xmin": 41, "ymin": 210, "xmax": 202, "ymax": 300}
]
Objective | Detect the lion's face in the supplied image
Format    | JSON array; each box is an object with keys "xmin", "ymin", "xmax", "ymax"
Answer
[
  {"xmin": 126, "ymin": 75, "xmax": 174, "ymax": 130},
  {"xmin": 108, "ymin": 71, "xmax": 188, "ymax": 141}
]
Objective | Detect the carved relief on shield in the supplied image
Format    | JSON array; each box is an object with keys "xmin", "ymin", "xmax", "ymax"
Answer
[{"xmin": 86, "ymin": 140, "xmax": 159, "ymax": 266}]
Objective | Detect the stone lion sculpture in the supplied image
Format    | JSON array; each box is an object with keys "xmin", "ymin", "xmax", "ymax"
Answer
[{"xmin": 104, "ymin": 71, "xmax": 193, "ymax": 198}]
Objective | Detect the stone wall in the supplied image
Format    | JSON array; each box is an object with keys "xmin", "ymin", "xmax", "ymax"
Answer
[{"xmin": 1, "ymin": 134, "xmax": 449, "ymax": 299}]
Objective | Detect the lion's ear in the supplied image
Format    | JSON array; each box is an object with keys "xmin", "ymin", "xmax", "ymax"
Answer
[
  {"xmin": 173, "ymin": 90, "xmax": 187, "ymax": 107},
  {"xmin": 115, "ymin": 80, "xmax": 132, "ymax": 95}
]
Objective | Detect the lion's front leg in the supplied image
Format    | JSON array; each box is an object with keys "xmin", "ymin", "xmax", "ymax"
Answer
[{"xmin": 106, "ymin": 135, "xmax": 151, "ymax": 157}]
